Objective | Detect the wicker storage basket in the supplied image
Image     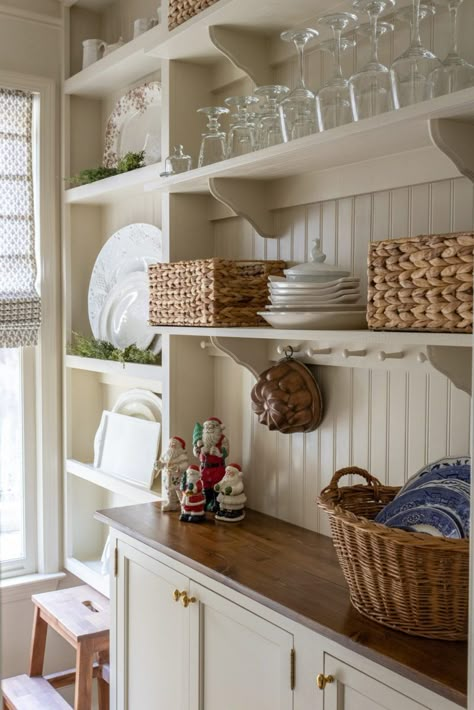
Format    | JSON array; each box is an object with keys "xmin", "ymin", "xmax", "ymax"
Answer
[
  {"xmin": 168, "ymin": 0, "xmax": 219, "ymax": 29},
  {"xmin": 149, "ymin": 258, "xmax": 286, "ymax": 327},
  {"xmin": 318, "ymin": 468, "xmax": 469, "ymax": 640},
  {"xmin": 367, "ymin": 231, "xmax": 474, "ymax": 333}
]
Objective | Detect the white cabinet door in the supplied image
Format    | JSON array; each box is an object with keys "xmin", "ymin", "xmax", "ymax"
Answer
[
  {"xmin": 189, "ymin": 581, "xmax": 294, "ymax": 710},
  {"xmin": 322, "ymin": 655, "xmax": 429, "ymax": 710},
  {"xmin": 114, "ymin": 540, "xmax": 190, "ymax": 710}
]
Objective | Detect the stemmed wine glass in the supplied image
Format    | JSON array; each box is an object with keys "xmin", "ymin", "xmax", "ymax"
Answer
[
  {"xmin": 316, "ymin": 13, "xmax": 357, "ymax": 131},
  {"xmin": 254, "ymin": 85, "xmax": 289, "ymax": 148},
  {"xmin": 391, "ymin": 0, "xmax": 442, "ymax": 106},
  {"xmin": 197, "ymin": 106, "xmax": 229, "ymax": 167},
  {"xmin": 429, "ymin": 0, "xmax": 474, "ymax": 96},
  {"xmin": 278, "ymin": 28, "xmax": 319, "ymax": 141},
  {"xmin": 225, "ymin": 95, "xmax": 259, "ymax": 158},
  {"xmin": 349, "ymin": 1, "xmax": 398, "ymax": 120}
]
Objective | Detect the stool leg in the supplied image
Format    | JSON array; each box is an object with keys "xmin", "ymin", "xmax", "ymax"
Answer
[
  {"xmin": 74, "ymin": 638, "xmax": 95, "ymax": 710},
  {"xmin": 29, "ymin": 606, "xmax": 48, "ymax": 676},
  {"xmin": 97, "ymin": 676, "xmax": 109, "ymax": 710}
]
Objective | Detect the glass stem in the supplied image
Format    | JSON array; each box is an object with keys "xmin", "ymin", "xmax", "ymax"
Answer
[
  {"xmin": 410, "ymin": 0, "xmax": 423, "ymax": 49},
  {"xmin": 295, "ymin": 39, "xmax": 307, "ymax": 89},
  {"xmin": 448, "ymin": 2, "xmax": 460, "ymax": 57},
  {"xmin": 368, "ymin": 10, "xmax": 379, "ymax": 65},
  {"xmin": 332, "ymin": 27, "xmax": 343, "ymax": 80}
]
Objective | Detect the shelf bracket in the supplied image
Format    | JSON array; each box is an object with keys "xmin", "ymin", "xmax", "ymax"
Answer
[
  {"xmin": 429, "ymin": 118, "xmax": 474, "ymax": 182},
  {"xmin": 210, "ymin": 336, "xmax": 268, "ymax": 380},
  {"xmin": 426, "ymin": 345, "xmax": 472, "ymax": 395},
  {"xmin": 208, "ymin": 26, "xmax": 272, "ymax": 86},
  {"xmin": 209, "ymin": 177, "xmax": 279, "ymax": 238}
]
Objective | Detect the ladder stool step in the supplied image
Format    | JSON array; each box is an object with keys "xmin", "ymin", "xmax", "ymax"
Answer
[
  {"xmin": 2, "ymin": 674, "xmax": 71, "ymax": 709},
  {"xmin": 32, "ymin": 585, "xmax": 109, "ymax": 645}
]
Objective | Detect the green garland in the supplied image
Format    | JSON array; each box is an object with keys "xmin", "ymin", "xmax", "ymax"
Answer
[
  {"xmin": 66, "ymin": 151, "xmax": 146, "ymax": 187},
  {"xmin": 68, "ymin": 332, "xmax": 161, "ymax": 365}
]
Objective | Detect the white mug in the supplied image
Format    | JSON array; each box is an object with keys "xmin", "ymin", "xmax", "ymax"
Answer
[
  {"xmin": 133, "ymin": 18, "xmax": 158, "ymax": 38},
  {"xmin": 82, "ymin": 38, "xmax": 106, "ymax": 69},
  {"xmin": 103, "ymin": 37, "xmax": 125, "ymax": 56}
]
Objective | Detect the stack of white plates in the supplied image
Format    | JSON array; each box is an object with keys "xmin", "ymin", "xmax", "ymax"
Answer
[{"xmin": 267, "ymin": 275, "xmax": 361, "ymax": 309}]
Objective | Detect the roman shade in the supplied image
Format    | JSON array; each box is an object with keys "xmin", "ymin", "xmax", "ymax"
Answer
[{"xmin": 0, "ymin": 88, "xmax": 40, "ymax": 348}]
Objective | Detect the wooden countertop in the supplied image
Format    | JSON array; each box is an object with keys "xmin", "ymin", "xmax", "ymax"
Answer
[{"xmin": 95, "ymin": 505, "xmax": 468, "ymax": 707}]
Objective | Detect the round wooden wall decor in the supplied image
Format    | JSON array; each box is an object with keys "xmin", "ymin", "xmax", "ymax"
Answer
[{"xmin": 251, "ymin": 348, "xmax": 323, "ymax": 434}]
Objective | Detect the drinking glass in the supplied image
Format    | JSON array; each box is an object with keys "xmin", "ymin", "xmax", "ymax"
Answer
[
  {"xmin": 225, "ymin": 95, "xmax": 259, "ymax": 158},
  {"xmin": 254, "ymin": 85, "xmax": 289, "ymax": 149},
  {"xmin": 160, "ymin": 145, "xmax": 192, "ymax": 177},
  {"xmin": 197, "ymin": 106, "xmax": 229, "ymax": 167},
  {"xmin": 391, "ymin": 0, "xmax": 442, "ymax": 107},
  {"xmin": 349, "ymin": 1, "xmax": 398, "ymax": 120},
  {"xmin": 278, "ymin": 29, "xmax": 319, "ymax": 142},
  {"xmin": 429, "ymin": 0, "xmax": 474, "ymax": 96},
  {"xmin": 316, "ymin": 13, "xmax": 357, "ymax": 131}
]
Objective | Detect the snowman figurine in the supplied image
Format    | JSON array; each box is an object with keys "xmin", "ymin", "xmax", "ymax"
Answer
[{"xmin": 214, "ymin": 463, "xmax": 246, "ymax": 522}]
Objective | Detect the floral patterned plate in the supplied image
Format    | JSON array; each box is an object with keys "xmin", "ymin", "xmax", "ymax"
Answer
[{"xmin": 103, "ymin": 81, "xmax": 162, "ymax": 168}]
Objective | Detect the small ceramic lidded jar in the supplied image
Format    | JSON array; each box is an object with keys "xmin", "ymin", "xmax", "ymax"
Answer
[{"xmin": 284, "ymin": 239, "xmax": 351, "ymax": 283}]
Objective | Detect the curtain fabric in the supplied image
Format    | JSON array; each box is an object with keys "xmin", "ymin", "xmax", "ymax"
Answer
[{"xmin": 0, "ymin": 88, "xmax": 40, "ymax": 348}]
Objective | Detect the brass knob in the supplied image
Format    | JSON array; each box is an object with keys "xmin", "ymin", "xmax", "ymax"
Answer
[
  {"xmin": 316, "ymin": 674, "xmax": 334, "ymax": 690},
  {"xmin": 180, "ymin": 593, "xmax": 197, "ymax": 608},
  {"xmin": 173, "ymin": 589, "xmax": 184, "ymax": 602}
]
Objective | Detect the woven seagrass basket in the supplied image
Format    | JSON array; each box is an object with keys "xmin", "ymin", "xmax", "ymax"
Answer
[
  {"xmin": 318, "ymin": 468, "xmax": 469, "ymax": 640},
  {"xmin": 367, "ymin": 231, "xmax": 474, "ymax": 333},
  {"xmin": 149, "ymin": 258, "xmax": 286, "ymax": 327},
  {"xmin": 168, "ymin": 0, "xmax": 219, "ymax": 29}
]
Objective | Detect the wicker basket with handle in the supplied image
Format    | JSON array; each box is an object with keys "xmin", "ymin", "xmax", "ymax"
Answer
[
  {"xmin": 149, "ymin": 258, "xmax": 286, "ymax": 327},
  {"xmin": 168, "ymin": 0, "xmax": 219, "ymax": 29},
  {"xmin": 318, "ymin": 467, "xmax": 469, "ymax": 640},
  {"xmin": 367, "ymin": 231, "xmax": 474, "ymax": 333}
]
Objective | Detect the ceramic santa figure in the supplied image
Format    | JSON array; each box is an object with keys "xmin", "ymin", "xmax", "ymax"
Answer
[
  {"xmin": 159, "ymin": 436, "xmax": 188, "ymax": 512},
  {"xmin": 192, "ymin": 417, "xmax": 229, "ymax": 512},
  {"xmin": 214, "ymin": 463, "xmax": 246, "ymax": 522},
  {"xmin": 180, "ymin": 464, "xmax": 206, "ymax": 523}
]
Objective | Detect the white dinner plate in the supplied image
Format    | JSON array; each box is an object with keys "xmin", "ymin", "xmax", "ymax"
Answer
[
  {"xmin": 99, "ymin": 272, "xmax": 154, "ymax": 350},
  {"xmin": 88, "ymin": 222, "xmax": 162, "ymax": 349},
  {"xmin": 112, "ymin": 389, "xmax": 162, "ymax": 423},
  {"xmin": 259, "ymin": 309, "xmax": 368, "ymax": 329},
  {"xmin": 269, "ymin": 275, "xmax": 359, "ymax": 289},
  {"xmin": 270, "ymin": 292, "xmax": 361, "ymax": 305}
]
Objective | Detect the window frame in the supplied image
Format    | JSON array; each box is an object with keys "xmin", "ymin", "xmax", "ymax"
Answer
[{"xmin": 0, "ymin": 71, "xmax": 61, "ymax": 579}]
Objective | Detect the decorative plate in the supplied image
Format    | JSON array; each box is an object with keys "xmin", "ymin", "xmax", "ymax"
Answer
[
  {"xmin": 112, "ymin": 388, "xmax": 162, "ymax": 423},
  {"xmin": 375, "ymin": 484, "xmax": 470, "ymax": 536},
  {"xmin": 98, "ymin": 272, "xmax": 154, "ymax": 350},
  {"xmin": 88, "ymin": 222, "xmax": 162, "ymax": 345},
  {"xmin": 417, "ymin": 476, "xmax": 470, "ymax": 495},
  {"xmin": 385, "ymin": 506, "xmax": 463, "ymax": 539},
  {"xmin": 399, "ymin": 456, "xmax": 470, "ymax": 494},
  {"xmin": 258, "ymin": 309, "xmax": 367, "ymax": 330},
  {"xmin": 103, "ymin": 81, "xmax": 162, "ymax": 168}
]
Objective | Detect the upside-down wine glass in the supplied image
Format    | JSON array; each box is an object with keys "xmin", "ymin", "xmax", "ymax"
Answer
[
  {"xmin": 316, "ymin": 13, "xmax": 357, "ymax": 131},
  {"xmin": 350, "ymin": 1, "xmax": 399, "ymax": 119},
  {"xmin": 254, "ymin": 85, "xmax": 289, "ymax": 148},
  {"xmin": 278, "ymin": 28, "xmax": 319, "ymax": 141},
  {"xmin": 429, "ymin": 0, "xmax": 474, "ymax": 96},
  {"xmin": 391, "ymin": 0, "xmax": 442, "ymax": 106},
  {"xmin": 225, "ymin": 95, "xmax": 259, "ymax": 158},
  {"xmin": 197, "ymin": 106, "xmax": 229, "ymax": 167}
]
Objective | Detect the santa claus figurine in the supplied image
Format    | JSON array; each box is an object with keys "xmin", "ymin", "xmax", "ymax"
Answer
[
  {"xmin": 214, "ymin": 463, "xmax": 247, "ymax": 522},
  {"xmin": 159, "ymin": 436, "xmax": 188, "ymax": 512},
  {"xmin": 180, "ymin": 464, "xmax": 206, "ymax": 523},
  {"xmin": 192, "ymin": 417, "xmax": 229, "ymax": 512}
]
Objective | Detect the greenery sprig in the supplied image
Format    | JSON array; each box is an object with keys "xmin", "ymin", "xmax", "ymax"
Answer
[
  {"xmin": 68, "ymin": 332, "xmax": 161, "ymax": 366},
  {"xmin": 66, "ymin": 151, "xmax": 146, "ymax": 187}
]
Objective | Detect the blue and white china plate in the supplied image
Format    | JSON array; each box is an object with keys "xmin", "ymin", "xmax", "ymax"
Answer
[
  {"xmin": 375, "ymin": 484, "xmax": 470, "ymax": 536},
  {"xmin": 384, "ymin": 506, "xmax": 463, "ymax": 539},
  {"xmin": 417, "ymin": 476, "xmax": 470, "ymax": 496},
  {"xmin": 399, "ymin": 456, "xmax": 470, "ymax": 494}
]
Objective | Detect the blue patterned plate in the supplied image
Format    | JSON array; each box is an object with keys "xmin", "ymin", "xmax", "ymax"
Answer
[
  {"xmin": 399, "ymin": 458, "xmax": 470, "ymax": 494},
  {"xmin": 375, "ymin": 484, "xmax": 470, "ymax": 536},
  {"xmin": 417, "ymin": 477, "xmax": 470, "ymax": 496},
  {"xmin": 385, "ymin": 506, "xmax": 463, "ymax": 539}
]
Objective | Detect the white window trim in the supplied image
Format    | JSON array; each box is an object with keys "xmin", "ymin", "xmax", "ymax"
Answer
[{"xmin": 0, "ymin": 70, "xmax": 61, "ymax": 578}]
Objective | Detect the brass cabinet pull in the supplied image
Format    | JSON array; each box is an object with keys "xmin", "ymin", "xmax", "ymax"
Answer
[
  {"xmin": 173, "ymin": 589, "xmax": 185, "ymax": 602},
  {"xmin": 316, "ymin": 674, "xmax": 334, "ymax": 690},
  {"xmin": 180, "ymin": 593, "xmax": 197, "ymax": 608}
]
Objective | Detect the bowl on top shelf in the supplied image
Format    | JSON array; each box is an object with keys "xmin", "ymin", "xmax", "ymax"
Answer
[{"xmin": 260, "ymin": 239, "xmax": 367, "ymax": 329}]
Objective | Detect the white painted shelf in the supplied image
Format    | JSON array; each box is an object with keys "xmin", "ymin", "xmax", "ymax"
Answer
[
  {"xmin": 64, "ymin": 89, "xmax": 474, "ymax": 209},
  {"xmin": 67, "ymin": 458, "xmax": 164, "ymax": 503},
  {"xmin": 65, "ymin": 557, "xmax": 110, "ymax": 597},
  {"xmin": 65, "ymin": 355, "xmax": 163, "ymax": 390}
]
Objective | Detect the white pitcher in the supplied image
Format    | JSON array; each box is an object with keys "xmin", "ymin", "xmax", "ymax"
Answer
[{"xmin": 82, "ymin": 38, "xmax": 106, "ymax": 69}]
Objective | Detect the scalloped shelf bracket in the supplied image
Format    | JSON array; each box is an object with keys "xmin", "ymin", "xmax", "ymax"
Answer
[
  {"xmin": 429, "ymin": 118, "xmax": 474, "ymax": 182},
  {"xmin": 426, "ymin": 345, "xmax": 472, "ymax": 395},
  {"xmin": 210, "ymin": 336, "xmax": 268, "ymax": 379},
  {"xmin": 208, "ymin": 26, "xmax": 272, "ymax": 86},
  {"xmin": 209, "ymin": 177, "xmax": 280, "ymax": 238}
]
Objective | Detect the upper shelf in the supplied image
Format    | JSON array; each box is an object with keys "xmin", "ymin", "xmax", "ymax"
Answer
[
  {"xmin": 65, "ymin": 89, "xmax": 474, "ymax": 211},
  {"xmin": 65, "ymin": 355, "xmax": 163, "ymax": 391}
]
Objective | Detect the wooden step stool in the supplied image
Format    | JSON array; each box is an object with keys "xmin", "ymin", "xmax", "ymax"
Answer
[{"xmin": 2, "ymin": 585, "xmax": 110, "ymax": 710}]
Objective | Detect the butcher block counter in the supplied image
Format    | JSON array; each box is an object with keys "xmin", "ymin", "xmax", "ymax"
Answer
[{"xmin": 96, "ymin": 504, "xmax": 468, "ymax": 709}]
